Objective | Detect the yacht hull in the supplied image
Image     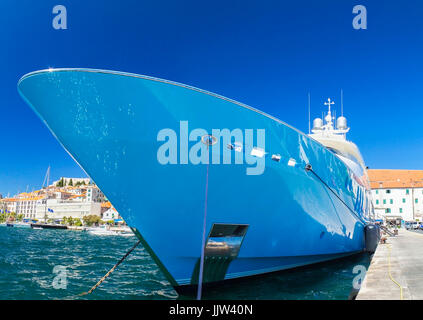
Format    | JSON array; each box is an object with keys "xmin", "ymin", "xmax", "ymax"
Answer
[{"xmin": 18, "ymin": 69, "xmax": 370, "ymax": 289}]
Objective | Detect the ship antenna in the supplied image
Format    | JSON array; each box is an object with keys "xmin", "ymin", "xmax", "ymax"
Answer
[
  {"xmin": 341, "ymin": 89, "xmax": 344, "ymax": 117},
  {"xmin": 323, "ymin": 98, "xmax": 335, "ymax": 129},
  {"xmin": 334, "ymin": 110, "xmax": 336, "ymax": 128},
  {"xmin": 308, "ymin": 92, "xmax": 311, "ymax": 134}
]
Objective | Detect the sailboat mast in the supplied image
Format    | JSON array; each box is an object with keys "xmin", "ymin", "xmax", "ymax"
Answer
[{"xmin": 43, "ymin": 166, "xmax": 50, "ymax": 223}]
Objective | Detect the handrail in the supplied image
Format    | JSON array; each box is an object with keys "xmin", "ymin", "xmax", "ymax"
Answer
[{"xmin": 380, "ymin": 225, "xmax": 395, "ymax": 237}]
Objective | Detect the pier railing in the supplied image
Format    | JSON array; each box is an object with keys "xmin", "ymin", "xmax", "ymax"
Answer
[{"xmin": 380, "ymin": 225, "xmax": 395, "ymax": 237}]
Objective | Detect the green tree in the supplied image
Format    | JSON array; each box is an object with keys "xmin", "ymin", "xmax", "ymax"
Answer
[
  {"xmin": 82, "ymin": 215, "xmax": 101, "ymax": 226},
  {"xmin": 56, "ymin": 178, "xmax": 65, "ymax": 187},
  {"xmin": 69, "ymin": 179, "xmax": 73, "ymax": 186}
]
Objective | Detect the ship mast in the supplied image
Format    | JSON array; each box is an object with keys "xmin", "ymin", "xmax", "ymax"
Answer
[
  {"xmin": 323, "ymin": 98, "xmax": 335, "ymax": 131},
  {"xmin": 310, "ymin": 98, "xmax": 350, "ymax": 139}
]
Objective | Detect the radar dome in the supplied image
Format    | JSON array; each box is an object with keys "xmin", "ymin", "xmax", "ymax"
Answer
[
  {"xmin": 337, "ymin": 116, "xmax": 347, "ymax": 130},
  {"xmin": 313, "ymin": 118, "xmax": 323, "ymax": 130}
]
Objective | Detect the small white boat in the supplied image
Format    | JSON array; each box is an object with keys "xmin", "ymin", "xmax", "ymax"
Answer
[
  {"xmin": 118, "ymin": 231, "xmax": 135, "ymax": 237},
  {"xmin": 88, "ymin": 225, "xmax": 135, "ymax": 237},
  {"xmin": 14, "ymin": 222, "xmax": 31, "ymax": 228}
]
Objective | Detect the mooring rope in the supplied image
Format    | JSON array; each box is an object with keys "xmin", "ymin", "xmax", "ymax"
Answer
[
  {"xmin": 387, "ymin": 243, "xmax": 404, "ymax": 300},
  {"xmin": 62, "ymin": 239, "xmax": 141, "ymax": 300},
  {"xmin": 305, "ymin": 164, "xmax": 363, "ymax": 222}
]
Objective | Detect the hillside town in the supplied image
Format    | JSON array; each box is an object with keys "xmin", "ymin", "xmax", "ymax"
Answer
[{"xmin": 0, "ymin": 177, "xmax": 121, "ymax": 226}]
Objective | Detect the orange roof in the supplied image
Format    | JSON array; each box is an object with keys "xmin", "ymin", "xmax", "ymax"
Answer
[
  {"xmin": 1, "ymin": 196, "xmax": 43, "ymax": 202},
  {"xmin": 0, "ymin": 198, "xmax": 17, "ymax": 202},
  {"xmin": 368, "ymin": 169, "xmax": 423, "ymax": 189},
  {"xmin": 101, "ymin": 201, "xmax": 112, "ymax": 208},
  {"xmin": 68, "ymin": 194, "xmax": 86, "ymax": 199}
]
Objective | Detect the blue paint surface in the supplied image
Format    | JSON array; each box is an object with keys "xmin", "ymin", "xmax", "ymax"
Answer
[{"xmin": 18, "ymin": 69, "xmax": 372, "ymax": 287}]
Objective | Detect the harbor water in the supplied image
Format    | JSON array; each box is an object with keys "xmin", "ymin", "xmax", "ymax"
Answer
[{"xmin": 0, "ymin": 227, "xmax": 370, "ymax": 300}]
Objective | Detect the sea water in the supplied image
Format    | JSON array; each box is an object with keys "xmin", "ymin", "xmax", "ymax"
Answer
[{"xmin": 0, "ymin": 227, "xmax": 370, "ymax": 300}]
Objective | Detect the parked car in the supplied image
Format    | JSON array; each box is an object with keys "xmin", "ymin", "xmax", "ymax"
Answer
[{"xmin": 404, "ymin": 221, "xmax": 419, "ymax": 230}]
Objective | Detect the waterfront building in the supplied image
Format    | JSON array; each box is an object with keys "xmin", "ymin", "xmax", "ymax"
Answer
[
  {"xmin": 101, "ymin": 207, "xmax": 121, "ymax": 221},
  {"xmin": 16, "ymin": 197, "xmax": 41, "ymax": 219},
  {"xmin": 1, "ymin": 191, "xmax": 45, "ymax": 219},
  {"xmin": 57, "ymin": 184, "xmax": 106, "ymax": 202},
  {"xmin": 35, "ymin": 197, "xmax": 101, "ymax": 221},
  {"xmin": 368, "ymin": 169, "xmax": 423, "ymax": 222},
  {"xmin": 101, "ymin": 201, "xmax": 112, "ymax": 214},
  {"xmin": 86, "ymin": 186, "xmax": 106, "ymax": 202},
  {"xmin": 0, "ymin": 198, "xmax": 17, "ymax": 216}
]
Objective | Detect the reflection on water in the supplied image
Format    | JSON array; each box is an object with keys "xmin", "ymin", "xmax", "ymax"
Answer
[{"xmin": 0, "ymin": 227, "xmax": 370, "ymax": 300}]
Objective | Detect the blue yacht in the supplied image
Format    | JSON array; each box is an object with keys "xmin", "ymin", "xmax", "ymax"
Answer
[{"xmin": 17, "ymin": 69, "xmax": 377, "ymax": 293}]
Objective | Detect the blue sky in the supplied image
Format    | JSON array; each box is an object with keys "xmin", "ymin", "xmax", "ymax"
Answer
[{"xmin": 0, "ymin": 0, "xmax": 422, "ymax": 196}]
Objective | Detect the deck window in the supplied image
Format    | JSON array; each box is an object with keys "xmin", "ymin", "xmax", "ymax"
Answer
[
  {"xmin": 271, "ymin": 154, "xmax": 281, "ymax": 162},
  {"xmin": 287, "ymin": 158, "xmax": 296, "ymax": 167},
  {"xmin": 250, "ymin": 147, "xmax": 265, "ymax": 158}
]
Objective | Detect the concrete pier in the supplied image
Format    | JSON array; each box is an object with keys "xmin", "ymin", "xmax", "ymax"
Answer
[{"xmin": 357, "ymin": 229, "xmax": 423, "ymax": 300}]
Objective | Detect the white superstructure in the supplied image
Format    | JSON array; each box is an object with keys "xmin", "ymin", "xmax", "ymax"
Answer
[{"xmin": 308, "ymin": 98, "xmax": 368, "ymax": 188}]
